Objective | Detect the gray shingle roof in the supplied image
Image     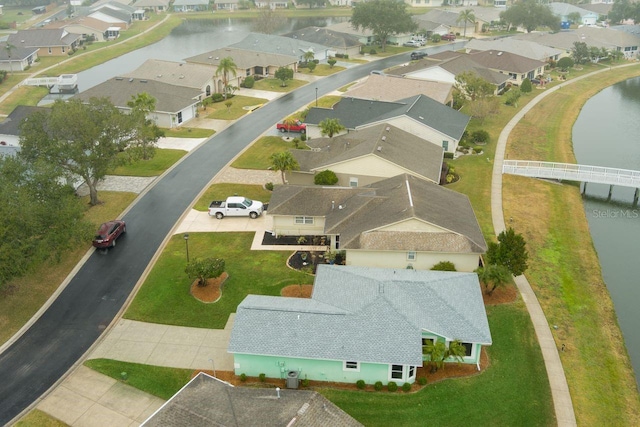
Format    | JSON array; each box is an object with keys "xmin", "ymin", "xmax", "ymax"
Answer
[
  {"xmin": 514, "ymin": 27, "xmax": 640, "ymax": 51},
  {"xmin": 282, "ymin": 26, "xmax": 362, "ymax": 49},
  {"xmin": 173, "ymin": 0, "xmax": 209, "ymax": 5},
  {"xmin": 0, "ymin": 106, "xmax": 50, "ymax": 137},
  {"xmin": 230, "ymin": 33, "xmax": 331, "ymax": 58},
  {"xmin": 465, "ymin": 38, "xmax": 564, "ymax": 62},
  {"xmin": 470, "ymin": 50, "xmax": 546, "ymax": 74},
  {"xmin": 73, "ymin": 77, "xmax": 202, "ymax": 113},
  {"xmin": 293, "ymin": 123, "xmax": 443, "ymax": 184},
  {"xmin": 343, "ymin": 73, "xmax": 453, "ymax": 104},
  {"xmin": 122, "ymin": 59, "xmax": 214, "ymax": 89},
  {"xmin": 268, "ymin": 174, "xmax": 487, "ymax": 253},
  {"xmin": 414, "ymin": 9, "xmax": 461, "ymax": 27},
  {"xmin": 305, "ymin": 94, "xmax": 469, "ymax": 141},
  {"xmin": 7, "ymin": 29, "xmax": 81, "ymax": 48},
  {"xmin": 143, "ymin": 372, "xmax": 362, "ymax": 427},
  {"xmin": 229, "ymin": 266, "xmax": 491, "ymax": 366},
  {"xmin": 0, "ymin": 42, "xmax": 39, "ymax": 61},
  {"xmin": 185, "ymin": 47, "xmax": 296, "ymax": 70}
]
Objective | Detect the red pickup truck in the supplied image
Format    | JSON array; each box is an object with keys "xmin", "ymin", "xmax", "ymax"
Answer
[
  {"xmin": 277, "ymin": 120, "xmax": 306, "ymax": 134},
  {"xmin": 441, "ymin": 33, "xmax": 456, "ymax": 41}
]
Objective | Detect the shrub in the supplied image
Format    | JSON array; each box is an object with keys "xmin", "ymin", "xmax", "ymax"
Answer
[
  {"xmin": 314, "ymin": 170, "xmax": 338, "ymax": 186},
  {"xmin": 240, "ymin": 373, "xmax": 247, "ymax": 382},
  {"xmin": 301, "ymin": 378, "xmax": 309, "ymax": 387},
  {"xmin": 520, "ymin": 78, "xmax": 532, "ymax": 93},
  {"xmin": 374, "ymin": 381, "xmax": 383, "ymax": 391},
  {"xmin": 300, "ymin": 133, "xmax": 307, "ymax": 141},
  {"xmin": 387, "ymin": 381, "xmax": 398, "ymax": 392},
  {"xmin": 259, "ymin": 373, "xmax": 266, "ymax": 382},
  {"xmin": 212, "ymin": 93, "xmax": 224, "ymax": 102},
  {"xmin": 557, "ymin": 57, "xmax": 574, "ymax": 71},
  {"xmin": 185, "ymin": 257, "xmax": 225, "ymax": 287},
  {"xmin": 242, "ymin": 76, "xmax": 255, "ymax": 88},
  {"xmin": 431, "ymin": 261, "xmax": 456, "ymax": 271},
  {"xmin": 473, "ymin": 147, "xmax": 483, "ymax": 154},
  {"xmin": 431, "ymin": 34, "xmax": 441, "ymax": 43},
  {"xmin": 265, "ymin": 182, "xmax": 274, "ymax": 191},
  {"xmin": 444, "ymin": 152, "xmax": 454, "ymax": 159},
  {"xmin": 369, "ymin": 48, "xmax": 377, "ymax": 55},
  {"xmin": 356, "ymin": 380, "xmax": 366, "ymax": 389},
  {"xmin": 417, "ymin": 377, "xmax": 427, "ymax": 386},
  {"xmin": 328, "ymin": 58, "xmax": 337, "ymax": 68},
  {"xmin": 472, "ymin": 130, "xmax": 490, "ymax": 144},
  {"xmin": 402, "ymin": 382, "xmax": 412, "ymax": 392}
]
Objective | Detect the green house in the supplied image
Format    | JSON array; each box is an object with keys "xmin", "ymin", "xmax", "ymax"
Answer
[{"xmin": 228, "ymin": 265, "xmax": 492, "ymax": 385}]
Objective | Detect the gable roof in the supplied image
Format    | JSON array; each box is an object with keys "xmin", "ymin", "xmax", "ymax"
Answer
[
  {"xmin": 0, "ymin": 42, "xmax": 39, "ymax": 61},
  {"xmin": 143, "ymin": 372, "xmax": 362, "ymax": 427},
  {"xmin": 230, "ymin": 32, "xmax": 331, "ymax": 57},
  {"xmin": 469, "ymin": 50, "xmax": 547, "ymax": 74},
  {"xmin": 0, "ymin": 106, "xmax": 50, "ymax": 137},
  {"xmin": 122, "ymin": 59, "xmax": 214, "ymax": 89},
  {"xmin": 7, "ymin": 29, "xmax": 81, "ymax": 48},
  {"xmin": 465, "ymin": 38, "xmax": 563, "ymax": 61},
  {"xmin": 514, "ymin": 27, "xmax": 640, "ymax": 51},
  {"xmin": 185, "ymin": 47, "xmax": 296, "ymax": 69},
  {"xmin": 268, "ymin": 174, "xmax": 487, "ymax": 253},
  {"xmin": 414, "ymin": 9, "xmax": 461, "ymax": 27},
  {"xmin": 229, "ymin": 265, "xmax": 491, "ymax": 365},
  {"xmin": 54, "ymin": 16, "xmax": 113, "ymax": 32},
  {"xmin": 293, "ymin": 123, "xmax": 443, "ymax": 184},
  {"xmin": 133, "ymin": 0, "xmax": 171, "ymax": 7},
  {"xmin": 73, "ymin": 77, "xmax": 202, "ymax": 113},
  {"xmin": 282, "ymin": 26, "xmax": 363, "ymax": 49},
  {"xmin": 343, "ymin": 74, "xmax": 453, "ymax": 104},
  {"xmin": 394, "ymin": 54, "xmax": 510, "ymax": 86},
  {"xmin": 89, "ymin": 6, "xmax": 131, "ymax": 22},
  {"xmin": 305, "ymin": 95, "xmax": 470, "ymax": 141},
  {"xmin": 173, "ymin": 0, "xmax": 209, "ymax": 5},
  {"xmin": 548, "ymin": 2, "xmax": 597, "ymax": 18}
]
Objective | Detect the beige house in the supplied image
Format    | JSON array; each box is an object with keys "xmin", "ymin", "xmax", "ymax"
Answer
[
  {"xmin": 268, "ymin": 174, "xmax": 486, "ymax": 272},
  {"xmin": 288, "ymin": 123, "xmax": 443, "ymax": 187},
  {"xmin": 7, "ymin": 29, "xmax": 81, "ymax": 56},
  {"xmin": 122, "ymin": 59, "xmax": 216, "ymax": 97},
  {"xmin": 57, "ymin": 17, "xmax": 115, "ymax": 42},
  {"xmin": 343, "ymin": 74, "xmax": 453, "ymax": 105}
]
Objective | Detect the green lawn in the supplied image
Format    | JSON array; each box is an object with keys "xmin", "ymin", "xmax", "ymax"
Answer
[
  {"xmin": 193, "ymin": 184, "xmax": 272, "ymax": 212},
  {"xmin": 124, "ymin": 233, "xmax": 312, "ymax": 329},
  {"xmin": 231, "ymin": 136, "xmax": 302, "ymax": 170},
  {"xmin": 162, "ymin": 127, "xmax": 215, "ymax": 138},
  {"xmin": 322, "ymin": 303, "xmax": 554, "ymax": 426},
  {"xmin": 110, "ymin": 149, "xmax": 186, "ymax": 177},
  {"xmin": 253, "ymin": 78, "xmax": 307, "ymax": 92},
  {"xmin": 307, "ymin": 95, "xmax": 342, "ymax": 110},
  {"xmin": 84, "ymin": 359, "xmax": 192, "ymax": 400},
  {"xmin": 298, "ymin": 64, "xmax": 346, "ymax": 76},
  {"xmin": 0, "ymin": 85, "xmax": 49, "ymax": 115},
  {"xmin": 205, "ymin": 95, "xmax": 268, "ymax": 120},
  {"xmin": 15, "ymin": 409, "xmax": 68, "ymax": 427}
]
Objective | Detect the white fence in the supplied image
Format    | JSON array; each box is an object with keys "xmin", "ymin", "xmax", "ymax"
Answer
[{"xmin": 20, "ymin": 74, "xmax": 77, "ymax": 89}]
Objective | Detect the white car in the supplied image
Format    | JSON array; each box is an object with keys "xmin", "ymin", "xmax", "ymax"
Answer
[{"xmin": 403, "ymin": 40, "xmax": 422, "ymax": 47}]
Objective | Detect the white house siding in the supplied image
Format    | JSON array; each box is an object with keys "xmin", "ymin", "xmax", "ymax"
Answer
[
  {"xmin": 346, "ymin": 249, "xmax": 481, "ymax": 272},
  {"xmin": 63, "ymin": 24, "xmax": 106, "ymax": 42},
  {"xmin": 405, "ymin": 0, "xmax": 446, "ymax": 7},
  {"xmin": 0, "ymin": 134, "xmax": 19, "ymax": 147},
  {"xmin": 385, "ymin": 116, "xmax": 458, "ymax": 153},
  {"xmin": 327, "ymin": 155, "xmax": 421, "ymax": 182},
  {"xmin": 271, "ymin": 215, "xmax": 326, "ymax": 236},
  {"xmin": 378, "ymin": 217, "xmax": 446, "ymax": 233},
  {"xmin": 406, "ymin": 67, "xmax": 456, "ymax": 85}
]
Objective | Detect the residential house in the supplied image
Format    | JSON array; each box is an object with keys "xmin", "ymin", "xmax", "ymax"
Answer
[
  {"xmin": 173, "ymin": 0, "xmax": 209, "ymax": 12},
  {"xmin": 0, "ymin": 42, "xmax": 39, "ymax": 72},
  {"xmin": 73, "ymin": 77, "xmax": 202, "ymax": 128},
  {"xmin": 514, "ymin": 27, "xmax": 640, "ymax": 59},
  {"xmin": 579, "ymin": 3, "xmax": 612, "ymax": 18},
  {"xmin": 142, "ymin": 372, "xmax": 363, "ymax": 426},
  {"xmin": 466, "ymin": 37, "xmax": 564, "ymax": 63},
  {"xmin": 88, "ymin": 4, "xmax": 133, "ymax": 29},
  {"xmin": 287, "ymin": 123, "xmax": 444, "ymax": 187},
  {"xmin": 392, "ymin": 52, "xmax": 509, "ymax": 94},
  {"xmin": 304, "ymin": 94, "xmax": 470, "ymax": 153},
  {"xmin": 254, "ymin": 0, "xmax": 289, "ymax": 8},
  {"xmin": 267, "ymin": 174, "xmax": 487, "ymax": 271},
  {"xmin": 230, "ymin": 32, "xmax": 333, "ymax": 62},
  {"xmin": 404, "ymin": 0, "xmax": 447, "ymax": 8},
  {"xmin": 325, "ymin": 21, "xmax": 414, "ymax": 47},
  {"xmin": 52, "ymin": 17, "xmax": 117, "ymax": 42},
  {"xmin": 343, "ymin": 73, "xmax": 454, "ymax": 105},
  {"xmin": 122, "ymin": 59, "xmax": 216, "ymax": 96},
  {"xmin": 7, "ymin": 29, "xmax": 81, "ymax": 56},
  {"xmin": 469, "ymin": 49, "xmax": 547, "ymax": 84},
  {"xmin": 283, "ymin": 26, "xmax": 363, "ymax": 58},
  {"xmin": 548, "ymin": 2, "xmax": 599, "ymax": 26},
  {"xmin": 214, "ymin": 0, "xmax": 239, "ymax": 10},
  {"xmin": 414, "ymin": 9, "xmax": 480, "ymax": 37},
  {"xmin": 184, "ymin": 47, "xmax": 297, "ymax": 89},
  {"xmin": 133, "ymin": 0, "xmax": 171, "ymax": 12},
  {"xmin": 0, "ymin": 106, "xmax": 50, "ymax": 147},
  {"xmin": 229, "ymin": 265, "xmax": 492, "ymax": 384}
]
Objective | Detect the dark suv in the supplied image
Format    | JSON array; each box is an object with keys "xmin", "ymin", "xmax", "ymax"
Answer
[{"xmin": 410, "ymin": 51, "xmax": 428, "ymax": 60}]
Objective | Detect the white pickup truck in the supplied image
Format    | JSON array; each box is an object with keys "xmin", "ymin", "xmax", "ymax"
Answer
[{"xmin": 208, "ymin": 196, "xmax": 264, "ymax": 219}]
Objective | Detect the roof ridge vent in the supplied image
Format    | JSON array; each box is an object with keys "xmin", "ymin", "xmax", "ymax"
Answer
[{"xmin": 381, "ymin": 136, "xmax": 386, "ymax": 141}]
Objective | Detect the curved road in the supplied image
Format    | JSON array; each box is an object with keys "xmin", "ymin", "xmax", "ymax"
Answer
[{"xmin": 0, "ymin": 42, "xmax": 464, "ymax": 424}]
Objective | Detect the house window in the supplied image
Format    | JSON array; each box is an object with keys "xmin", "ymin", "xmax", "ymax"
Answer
[
  {"xmin": 177, "ymin": 112, "xmax": 183, "ymax": 124},
  {"xmin": 61, "ymin": 46, "xmax": 65, "ymax": 53},
  {"xmin": 461, "ymin": 342, "xmax": 473, "ymax": 357},
  {"xmin": 390, "ymin": 364, "xmax": 403, "ymax": 380},
  {"xmin": 343, "ymin": 361, "xmax": 360, "ymax": 371},
  {"xmin": 442, "ymin": 141, "xmax": 448, "ymax": 151},
  {"xmin": 48, "ymin": 47, "xmax": 52, "ymax": 54},
  {"xmin": 408, "ymin": 366, "xmax": 416, "ymax": 379},
  {"xmin": 295, "ymin": 216, "xmax": 314, "ymax": 225},
  {"xmin": 349, "ymin": 177, "xmax": 358, "ymax": 187},
  {"xmin": 335, "ymin": 234, "xmax": 340, "ymax": 250},
  {"xmin": 422, "ymin": 338, "xmax": 434, "ymax": 346},
  {"xmin": 407, "ymin": 251, "xmax": 416, "ymax": 261}
]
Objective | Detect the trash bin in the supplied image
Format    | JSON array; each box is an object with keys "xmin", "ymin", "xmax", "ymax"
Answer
[{"xmin": 286, "ymin": 370, "xmax": 299, "ymax": 389}]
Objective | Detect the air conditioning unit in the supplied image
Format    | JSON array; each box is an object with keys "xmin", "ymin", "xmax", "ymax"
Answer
[{"xmin": 286, "ymin": 370, "xmax": 299, "ymax": 389}]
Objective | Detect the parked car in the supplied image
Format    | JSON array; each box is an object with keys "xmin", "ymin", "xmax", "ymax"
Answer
[
  {"xmin": 531, "ymin": 78, "xmax": 541, "ymax": 85},
  {"xmin": 403, "ymin": 40, "xmax": 422, "ymax": 47},
  {"xmin": 411, "ymin": 51, "xmax": 428, "ymax": 60},
  {"xmin": 93, "ymin": 220, "xmax": 126, "ymax": 249},
  {"xmin": 209, "ymin": 196, "xmax": 264, "ymax": 219},
  {"xmin": 370, "ymin": 70, "xmax": 384, "ymax": 76},
  {"xmin": 276, "ymin": 120, "xmax": 306, "ymax": 134},
  {"xmin": 441, "ymin": 33, "xmax": 456, "ymax": 41}
]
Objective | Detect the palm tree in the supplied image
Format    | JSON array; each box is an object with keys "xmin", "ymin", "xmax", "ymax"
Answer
[
  {"xmin": 269, "ymin": 151, "xmax": 299, "ymax": 184},
  {"xmin": 475, "ymin": 264, "xmax": 511, "ymax": 295},
  {"xmin": 5, "ymin": 43, "xmax": 16, "ymax": 75},
  {"xmin": 423, "ymin": 340, "xmax": 467, "ymax": 372},
  {"xmin": 215, "ymin": 57, "xmax": 237, "ymax": 99},
  {"xmin": 282, "ymin": 116, "xmax": 297, "ymax": 139},
  {"xmin": 319, "ymin": 118, "xmax": 345, "ymax": 138},
  {"xmin": 303, "ymin": 49, "xmax": 315, "ymax": 64},
  {"xmin": 457, "ymin": 9, "xmax": 476, "ymax": 38}
]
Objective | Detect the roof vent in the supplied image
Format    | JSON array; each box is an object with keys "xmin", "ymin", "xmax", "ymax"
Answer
[
  {"xmin": 115, "ymin": 77, "xmax": 123, "ymax": 80},
  {"xmin": 386, "ymin": 126, "xmax": 390, "ymax": 131},
  {"xmin": 208, "ymin": 56, "xmax": 213, "ymax": 59},
  {"xmin": 418, "ymin": 116, "xmax": 424, "ymax": 120},
  {"xmin": 497, "ymin": 51, "xmax": 503, "ymax": 56},
  {"xmin": 377, "ymin": 146, "xmax": 382, "ymax": 152},
  {"xmin": 140, "ymin": 79, "xmax": 147, "ymax": 83},
  {"xmin": 156, "ymin": 74, "xmax": 162, "ymax": 78},
  {"xmin": 128, "ymin": 78, "xmax": 134, "ymax": 82},
  {"xmin": 381, "ymin": 136, "xmax": 386, "ymax": 141}
]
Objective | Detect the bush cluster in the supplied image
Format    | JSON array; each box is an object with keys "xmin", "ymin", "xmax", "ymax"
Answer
[
  {"xmin": 335, "ymin": 53, "xmax": 349, "ymax": 59},
  {"xmin": 374, "ymin": 381, "xmax": 383, "ymax": 391},
  {"xmin": 402, "ymin": 382, "xmax": 412, "ymax": 392},
  {"xmin": 259, "ymin": 373, "xmax": 266, "ymax": 382},
  {"xmin": 240, "ymin": 373, "xmax": 247, "ymax": 382},
  {"xmin": 387, "ymin": 381, "xmax": 398, "ymax": 392},
  {"xmin": 417, "ymin": 377, "xmax": 427, "ymax": 386},
  {"xmin": 241, "ymin": 76, "xmax": 255, "ymax": 88},
  {"xmin": 356, "ymin": 380, "xmax": 366, "ymax": 389},
  {"xmin": 314, "ymin": 169, "xmax": 338, "ymax": 186}
]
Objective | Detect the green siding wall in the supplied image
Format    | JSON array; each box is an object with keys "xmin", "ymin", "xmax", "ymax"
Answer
[{"xmin": 421, "ymin": 332, "xmax": 484, "ymax": 366}]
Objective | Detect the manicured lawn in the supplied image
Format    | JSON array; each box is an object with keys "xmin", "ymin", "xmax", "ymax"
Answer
[
  {"xmin": 321, "ymin": 303, "xmax": 554, "ymax": 426},
  {"xmin": 110, "ymin": 149, "xmax": 186, "ymax": 177},
  {"xmin": 231, "ymin": 136, "xmax": 303, "ymax": 170},
  {"xmin": 84, "ymin": 359, "xmax": 192, "ymax": 400},
  {"xmin": 307, "ymin": 95, "xmax": 342, "ymax": 110},
  {"xmin": 193, "ymin": 184, "xmax": 272, "ymax": 212},
  {"xmin": 361, "ymin": 45, "xmax": 412, "ymax": 57},
  {"xmin": 205, "ymin": 95, "xmax": 268, "ymax": 120},
  {"xmin": 298, "ymin": 64, "xmax": 346, "ymax": 76},
  {"xmin": 253, "ymin": 78, "xmax": 307, "ymax": 92},
  {"xmin": 162, "ymin": 127, "xmax": 215, "ymax": 138},
  {"xmin": 124, "ymin": 233, "xmax": 312, "ymax": 329},
  {"xmin": 338, "ymin": 82, "xmax": 357, "ymax": 92},
  {"xmin": 15, "ymin": 409, "xmax": 68, "ymax": 427},
  {"xmin": 0, "ymin": 86, "xmax": 49, "ymax": 115}
]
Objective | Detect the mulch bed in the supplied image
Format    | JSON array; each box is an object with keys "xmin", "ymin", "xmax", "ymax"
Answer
[
  {"xmin": 190, "ymin": 272, "xmax": 229, "ymax": 303},
  {"xmin": 261, "ymin": 232, "xmax": 329, "ymax": 246},
  {"xmin": 482, "ymin": 284, "xmax": 518, "ymax": 305},
  {"xmin": 281, "ymin": 284, "xmax": 313, "ymax": 298},
  {"xmin": 287, "ymin": 251, "xmax": 326, "ymax": 274}
]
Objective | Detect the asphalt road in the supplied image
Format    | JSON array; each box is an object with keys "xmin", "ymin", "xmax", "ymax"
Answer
[{"xmin": 0, "ymin": 42, "xmax": 464, "ymax": 425}]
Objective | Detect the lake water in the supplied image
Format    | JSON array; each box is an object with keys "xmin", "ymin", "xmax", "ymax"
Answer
[{"xmin": 572, "ymin": 76, "xmax": 640, "ymax": 389}]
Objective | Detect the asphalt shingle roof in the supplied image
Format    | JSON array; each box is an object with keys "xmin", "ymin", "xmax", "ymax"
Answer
[
  {"xmin": 229, "ymin": 266, "xmax": 492, "ymax": 366},
  {"xmin": 305, "ymin": 94, "xmax": 469, "ymax": 141},
  {"xmin": 343, "ymin": 74, "xmax": 453, "ymax": 104},
  {"xmin": 7, "ymin": 29, "xmax": 81, "ymax": 48},
  {"xmin": 185, "ymin": 47, "xmax": 296, "ymax": 69},
  {"xmin": 465, "ymin": 38, "xmax": 564, "ymax": 62},
  {"xmin": 293, "ymin": 123, "xmax": 443, "ymax": 184},
  {"xmin": 282, "ymin": 26, "xmax": 362, "ymax": 49},
  {"xmin": 470, "ymin": 50, "xmax": 547, "ymax": 74},
  {"xmin": 230, "ymin": 33, "xmax": 330, "ymax": 58},
  {"xmin": 122, "ymin": 59, "xmax": 214, "ymax": 89},
  {"xmin": 514, "ymin": 27, "xmax": 640, "ymax": 51},
  {"xmin": 0, "ymin": 106, "xmax": 50, "ymax": 137},
  {"xmin": 0, "ymin": 42, "xmax": 39, "ymax": 61}
]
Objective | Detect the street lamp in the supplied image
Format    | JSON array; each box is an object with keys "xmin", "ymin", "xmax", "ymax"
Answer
[
  {"xmin": 183, "ymin": 233, "xmax": 190, "ymax": 263},
  {"xmin": 315, "ymin": 87, "xmax": 318, "ymax": 107}
]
